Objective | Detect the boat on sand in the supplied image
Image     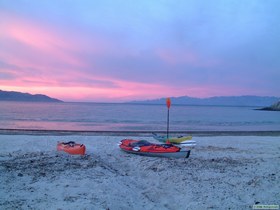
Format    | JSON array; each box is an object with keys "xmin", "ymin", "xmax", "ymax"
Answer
[
  {"xmin": 119, "ymin": 139, "xmax": 191, "ymax": 158},
  {"xmin": 57, "ymin": 141, "xmax": 86, "ymax": 155}
]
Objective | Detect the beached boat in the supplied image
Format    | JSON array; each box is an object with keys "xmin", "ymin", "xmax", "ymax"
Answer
[
  {"xmin": 152, "ymin": 133, "xmax": 193, "ymax": 144},
  {"xmin": 118, "ymin": 139, "xmax": 191, "ymax": 158},
  {"xmin": 57, "ymin": 141, "xmax": 86, "ymax": 155}
]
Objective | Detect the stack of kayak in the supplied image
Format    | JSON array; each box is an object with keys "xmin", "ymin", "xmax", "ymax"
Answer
[
  {"xmin": 57, "ymin": 141, "xmax": 86, "ymax": 155},
  {"xmin": 118, "ymin": 139, "xmax": 191, "ymax": 158}
]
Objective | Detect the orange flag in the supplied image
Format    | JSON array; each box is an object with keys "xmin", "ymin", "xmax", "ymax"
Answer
[{"xmin": 166, "ymin": 97, "xmax": 171, "ymax": 109}]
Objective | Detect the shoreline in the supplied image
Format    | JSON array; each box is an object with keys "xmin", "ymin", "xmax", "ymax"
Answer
[{"xmin": 0, "ymin": 128, "xmax": 280, "ymax": 136}]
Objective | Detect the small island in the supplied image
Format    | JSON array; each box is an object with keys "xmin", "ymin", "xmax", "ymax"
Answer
[
  {"xmin": 258, "ymin": 101, "xmax": 280, "ymax": 111},
  {"xmin": 0, "ymin": 90, "xmax": 62, "ymax": 102}
]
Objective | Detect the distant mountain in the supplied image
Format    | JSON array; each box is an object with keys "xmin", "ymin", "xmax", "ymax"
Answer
[
  {"xmin": 130, "ymin": 95, "xmax": 280, "ymax": 107},
  {"xmin": 0, "ymin": 90, "xmax": 62, "ymax": 102}
]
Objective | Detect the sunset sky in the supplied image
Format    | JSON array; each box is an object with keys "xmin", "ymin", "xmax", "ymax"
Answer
[{"xmin": 1, "ymin": 0, "xmax": 279, "ymax": 102}]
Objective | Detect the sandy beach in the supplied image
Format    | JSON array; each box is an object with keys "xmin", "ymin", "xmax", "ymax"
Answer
[{"xmin": 0, "ymin": 134, "xmax": 279, "ymax": 210}]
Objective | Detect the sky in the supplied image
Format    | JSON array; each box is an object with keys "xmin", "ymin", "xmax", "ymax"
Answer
[{"xmin": 0, "ymin": 0, "xmax": 280, "ymax": 102}]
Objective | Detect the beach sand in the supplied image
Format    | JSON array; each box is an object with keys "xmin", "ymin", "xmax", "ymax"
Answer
[{"xmin": 0, "ymin": 134, "xmax": 279, "ymax": 210}]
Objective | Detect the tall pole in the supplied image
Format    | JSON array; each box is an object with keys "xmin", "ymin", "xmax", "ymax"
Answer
[
  {"xmin": 167, "ymin": 107, "xmax": 170, "ymax": 140},
  {"xmin": 166, "ymin": 98, "xmax": 171, "ymax": 143}
]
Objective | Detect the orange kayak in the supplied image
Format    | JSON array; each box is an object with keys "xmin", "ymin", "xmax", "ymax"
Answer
[
  {"xmin": 118, "ymin": 139, "xmax": 191, "ymax": 158},
  {"xmin": 57, "ymin": 141, "xmax": 86, "ymax": 155}
]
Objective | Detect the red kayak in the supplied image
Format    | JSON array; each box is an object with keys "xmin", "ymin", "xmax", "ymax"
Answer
[
  {"xmin": 119, "ymin": 139, "xmax": 191, "ymax": 158},
  {"xmin": 57, "ymin": 141, "xmax": 86, "ymax": 155}
]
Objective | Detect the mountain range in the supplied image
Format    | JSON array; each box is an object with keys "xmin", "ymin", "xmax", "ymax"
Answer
[
  {"xmin": 1, "ymin": 90, "xmax": 279, "ymax": 106},
  {"xmin": 130, "ymin": 95, "xmax": 280, "ymax": 107},
  {"xmin": 0, "ymin": 90, "xmax": 62, "ymax": 102}
]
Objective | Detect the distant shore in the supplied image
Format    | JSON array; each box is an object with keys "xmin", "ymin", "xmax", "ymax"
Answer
[{"xmin": 0, "ymin": 128, "xmax": 280, "ymax": 136}]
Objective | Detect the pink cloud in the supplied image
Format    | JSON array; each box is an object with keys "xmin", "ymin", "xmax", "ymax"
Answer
[
  {"xmin": 0, "ymin": 13, "xmax": 116, "ymax": 96},
  {"xmin": 1, "ymin": 17, "xmax": 81, "ymax": 66},
  {"xmin": 0, "ymin": 13, "xmax": 249, "ymax": 102},
  {"xmin": 0, "ymin": 76, "xmax": 255, "ymax": 102},
  {"xmin": 0, "ymin": 74, "xmax": 183, "ymax": 102},
  {"xmin": 0, "ymin": 12, "xmax": 113, "ymax": 73}
]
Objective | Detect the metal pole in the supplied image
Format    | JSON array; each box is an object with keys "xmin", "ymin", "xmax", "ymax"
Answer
[{"xmin": 167, "ymin": 108, "xmax": 170, "ymax": 142}]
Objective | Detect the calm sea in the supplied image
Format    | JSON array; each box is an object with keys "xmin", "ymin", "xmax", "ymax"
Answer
[{"xmin": 0, "ymin": 101, "xmax": 279, "ymax": 132}]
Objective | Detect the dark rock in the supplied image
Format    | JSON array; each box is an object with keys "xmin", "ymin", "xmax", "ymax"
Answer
[{"xmin": 258, "ymin": 100, "xmax": 280, "ymax": 111}]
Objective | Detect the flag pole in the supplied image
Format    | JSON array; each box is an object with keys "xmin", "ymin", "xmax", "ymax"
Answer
[{"xmin": 166, "ymin": 98, "xmax": 171, "ymax": 143}]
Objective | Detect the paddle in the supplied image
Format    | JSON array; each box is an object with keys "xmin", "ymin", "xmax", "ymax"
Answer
[{"xmin": 166, "ymin": 98, "xmax": 171, "ymax": 143}]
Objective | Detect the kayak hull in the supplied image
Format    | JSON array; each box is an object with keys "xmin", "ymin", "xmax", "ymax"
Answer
[
  {"xmin": 176, "ymin": 140, "xmax": 197, "ymax": 147},
  {"xmin": 120, "ymin": 147, "xmax": 191, "ymax": 158}
]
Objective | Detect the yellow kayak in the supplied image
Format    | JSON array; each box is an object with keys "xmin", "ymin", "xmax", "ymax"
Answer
[{"xmin": 152, "ymin": 133, "xmax": 193, "ymax": 144}]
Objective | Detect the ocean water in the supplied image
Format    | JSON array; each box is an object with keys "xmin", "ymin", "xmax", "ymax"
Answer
[{"xmin": 0, "ymin": 101, "xmax": 279, "ymax": 132}]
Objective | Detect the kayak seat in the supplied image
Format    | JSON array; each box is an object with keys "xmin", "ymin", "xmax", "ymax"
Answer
[
  {"xmin": 161, "ymin": 144, "xmax": 173, "ymax": 148},
  {"xmin": 130, "ymin": 140, "xmax": 153, "ymax": 147},
  {"xmin": 62, "ymin": 141, "xmax": 75, "ymax": 144}
]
